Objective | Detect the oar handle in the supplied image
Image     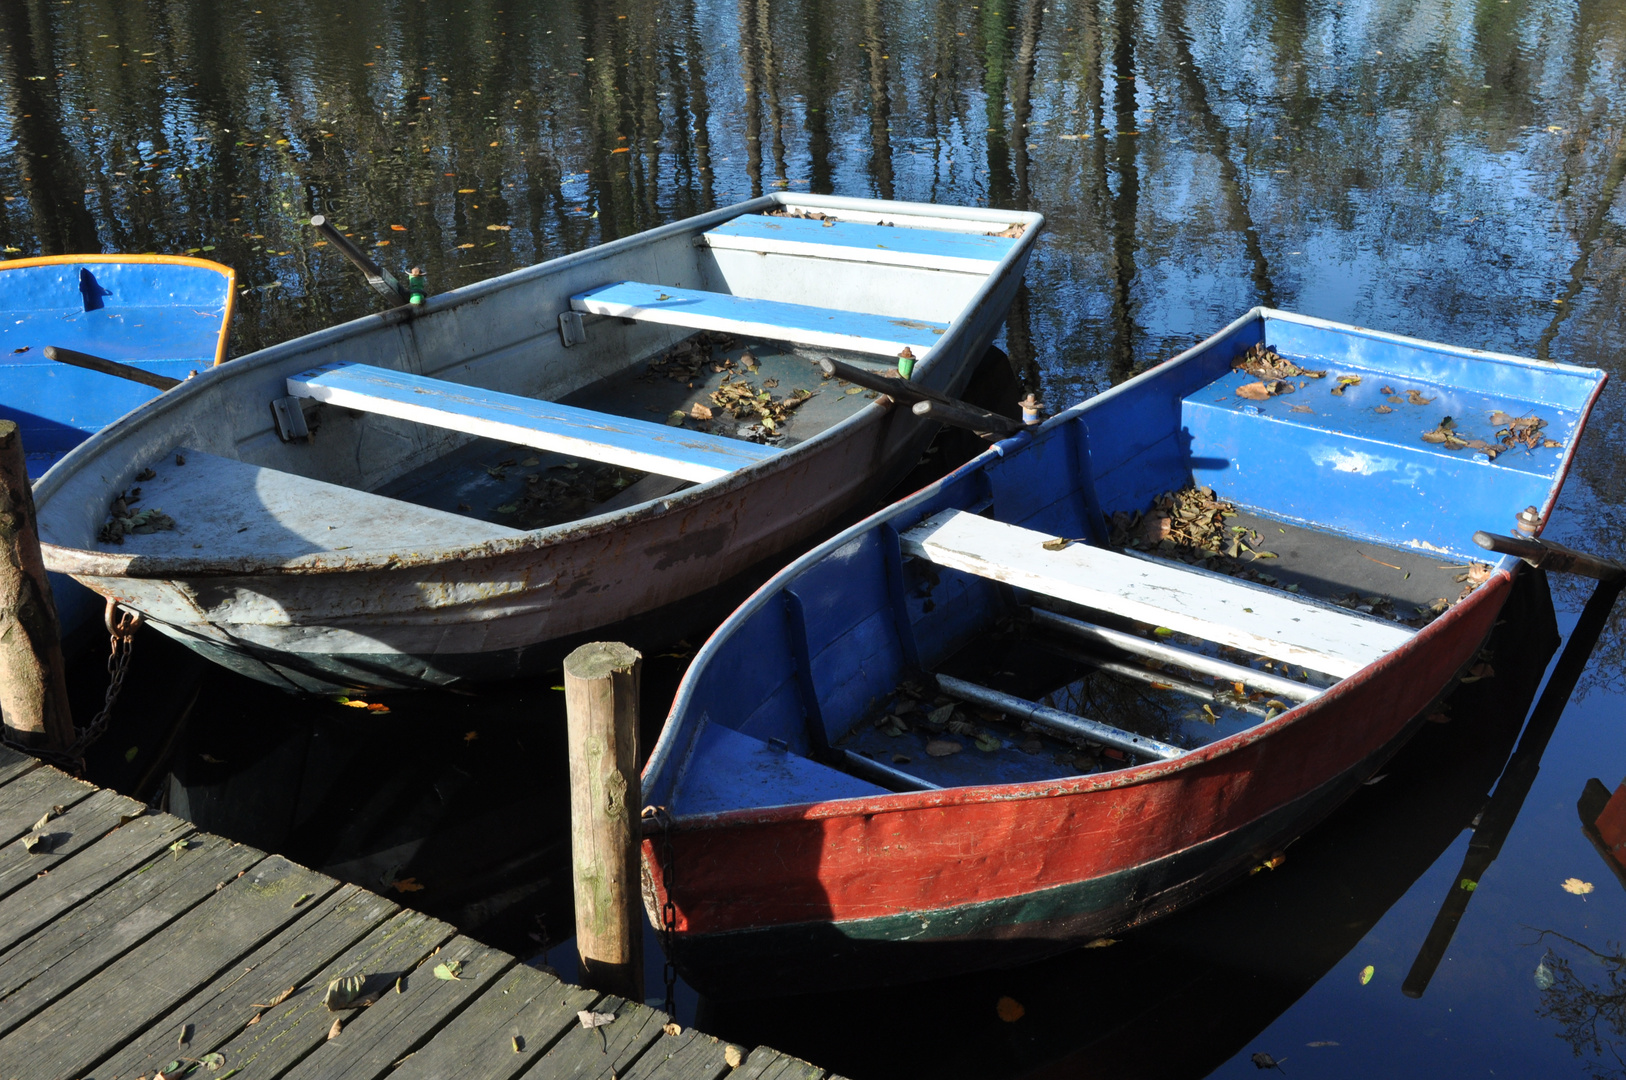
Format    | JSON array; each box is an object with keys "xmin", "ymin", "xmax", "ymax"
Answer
[
  {"xmin": 815, "ymin": 358, "xmax": 1023, "ymax": 439},
  {"xmin": 309, "ymin": 215, "xmax": 409, "ymax": 304},
  {"xmin": 1474, "ymin": 530, "xmax": 1626, "ymax": 583},
  {"xmin": 43, "ymin": 346, "xmax": 182, "ymax": 391}
]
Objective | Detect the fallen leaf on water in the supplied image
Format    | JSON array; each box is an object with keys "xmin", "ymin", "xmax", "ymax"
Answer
[
  {"xmin": 125, "ymin": 746, "xmax": 140, "ymax": 762},
  {"xmin": 457, "ymin": 243, "xmax": 475, "ymax": 249},
  {"xmin": 1307, "ymin": 1040, "xmax": 1340, "ymax": 1047},
  {"xmin": 1459, "ymin": 878, "xmax": 1477, "ymax": 892},
  {"xmin": 1535, "ymin": 960, "xmax": 1555, "ymax": 990},
  {"xmin": 1359, "ymin": 964, "xmax": 1375, "ymax": 985},
  {"xmin": 464, "ymin": 730, "xmax": 479, "ymax": 742},
  {"xmin": 724, "ymin": 1045, "xmax": 745, "ymax": 1068},
  {"xmin": 374, "ymin": 240, "xmax": 390, "ymax": 247},
  {"xmin": 578, "ymin": 1010, "xmax": 616, "ymax": 1028},
  {"xmin": 1200, "ymin": 704, "xmax": 1220, "ymax": 724},
  {"xmin": 996, "ymin": 996, "xmax": 1026, "ymax": 1022},
  {"xmin": 328, "ymin": 1017, "xmax": 343, "ymax": 1040},
  {"xmin": 1083, "ymin": 937, "xmax": 1117, "ymax": 948},
  {"xmin": 662, "ymin": 1022, "xmax": 682, "ymax": 1036},
  {"xmin": 390, "ymin": 224, "xmax": 406, "ymax": 231},
  {"xmin": 1251, "ymin": 1052, "xmax": 1286, "ymax": 1072},
  {"xmin": 486, "ymin": 224, "xmax": 511, "ymax": 231},
  {"xmin": 925, "ymin": 739, "xmax": 963, "ymax": 757},
  {"xmin": 1561, "ymin": 877, "xmax": 1594, "ymax": 895},
  {"xmin": 434, "ymin": 960, "xmax": 463, "ymax": 980},
  {"xmin": 393, "ymin": 877, "xmax": 425, "ymax": 893}
]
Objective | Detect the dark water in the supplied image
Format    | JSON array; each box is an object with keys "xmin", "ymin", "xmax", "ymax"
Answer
[{"xmin": 6, "ymin": 0, "xmax": 1626, "ymax": 1075}]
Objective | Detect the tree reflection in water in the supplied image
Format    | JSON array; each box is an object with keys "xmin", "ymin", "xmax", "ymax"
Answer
[{"xmin": 1534, "ymin": 930, "xmax": 1626, "ymax": 1079}]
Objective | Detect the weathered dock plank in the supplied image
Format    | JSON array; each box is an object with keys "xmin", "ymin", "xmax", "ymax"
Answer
[
  {"xmin": 0, "ymin": 810, "xmax": 193, "ymax": 955},
  {"xmin": 2, "ymin": 856, "xmax": 337, "ymax": 1079},
  {"xmin": 209, "ymin": 907, "xmax": 453, "ymax": 1078},
  {"xmin": 0, "ymin": 787, "xmax": 144, "ymax": 901},
  {"xmin": 284, "ymin": 936, "xmax": 514, "ymax": 1080},
  {"xmin": 90, "ymin": 883, "xmax": 395, "ymax": 1080},
  {"xmin": 518, "ymin": 994, "xmax": 669, "ymax": 1080},
  {"xmin": 730, "ymin": 1046, "xmax": 827, "ymax": 1080},
  {"xmin": 391, "ymin": 961, "xmax": 599, "ymax": 1080},
  {"xmin": 0, "ymin": 761, "xmax": 831, "ymax": 1080},
  {"xmin": 0, "ymin": 834, "xmax": 261, "ymax": 1037}
]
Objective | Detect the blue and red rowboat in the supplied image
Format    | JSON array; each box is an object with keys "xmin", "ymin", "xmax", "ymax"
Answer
[
  {"xmin": 1, "ymin": 254, "xmax": 235, "ymax": 636},
  {"xmin": 638, "ymin": 307, "xmax": 1607, "ymax": 996}
]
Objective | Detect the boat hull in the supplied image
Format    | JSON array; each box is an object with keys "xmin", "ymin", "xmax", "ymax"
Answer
[{"xmin": 645, "ymin": 572, "xmax": 1508, "ymax": 996}]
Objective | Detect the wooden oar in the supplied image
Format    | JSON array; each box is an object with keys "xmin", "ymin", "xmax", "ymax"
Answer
[
  {"xmin": 309, "ymin": 215, "xmax": 411, "ymax": 305},
  {"xmin": 815, "ymin": 357, "xmax": 1024, "ymax": 439},
  {"xmin": 1401, "ymin": 538, "xmax": 1626, "ymax": 998},
  {"xmin": 43, "ymin": 346, "xmax": 182, "ymax": 391}
]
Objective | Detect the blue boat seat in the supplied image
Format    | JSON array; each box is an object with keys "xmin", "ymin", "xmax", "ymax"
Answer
[
  {"xmin": 568, "ymin": 281, "xmax": 949, "ymax": 360},
  {"xmin": 285, "ymin": 362, "xmax": 780, "ymax": 483},
  {"xmin": 899, "ymin": 509, "xmax": 1415, "ymax": 679},
  {"xmin": 701, "ymin": 214, "xmax": 1018, "ymax": 274},
  {"xmin": 673, "ymin": 721, "xmax": 886, "ymax": 816}
]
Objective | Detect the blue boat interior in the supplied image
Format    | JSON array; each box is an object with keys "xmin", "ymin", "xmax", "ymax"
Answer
[
  {"xmin": 1, "ymin": 260, "xmax": 233, "ymax": 474},
  {"xmin": 649, "ymin": 312, "xmax": 1606, "ymax": 818}
]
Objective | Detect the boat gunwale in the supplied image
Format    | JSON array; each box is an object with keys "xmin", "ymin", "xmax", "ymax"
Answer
[
  {"xmin": 0, "ymin": 252, "xmax": 238, "ymax": 367},
  {"xmin": 641, "ymin": 306, "xmax": 1606, "ymax": 833},
  {"xmin": 35, "ymin": 196, "xmax": 1042, "ymax": 579}
]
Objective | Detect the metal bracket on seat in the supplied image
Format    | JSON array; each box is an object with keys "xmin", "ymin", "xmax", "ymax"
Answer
[
  {"xmin": 271, "ymin": 396, "xmax": 311, "ymax": 442},
  {"xmin": 559, "ymin": 310, "xmax": 587, "ymax": 347}
]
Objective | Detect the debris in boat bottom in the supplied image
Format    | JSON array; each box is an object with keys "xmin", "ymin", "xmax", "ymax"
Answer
[{"xmin": 1232, "ymin": 343, "xmax": 1326, "ymax": 381}]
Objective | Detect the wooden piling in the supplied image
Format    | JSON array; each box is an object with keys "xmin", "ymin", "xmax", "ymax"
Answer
[
  {"xmin": 562, "ymin": 641, "xmax": 644, "ymax": 1002},
  {"xmin": 0, "ymin": 420, "xmax": 75, "ymax": 752}
]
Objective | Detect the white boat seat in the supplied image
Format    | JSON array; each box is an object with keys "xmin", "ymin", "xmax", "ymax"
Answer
[
  {"xmin": 899, "ymin": 509, "xmax": 1415, "ymax": 679},
  {"xmin": 568, "ymin": 281, "xmax": 949, "ymax": 360},
  {"xmin": 701, "ymin": 214, "xmax": 1018, "ymax": 274},
  {"xmin": 286, "ymin": 363, "xmax": 780, "ymax": 483}
]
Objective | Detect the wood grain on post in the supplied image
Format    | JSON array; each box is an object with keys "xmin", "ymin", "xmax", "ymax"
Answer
[
  {"xmin": 562, "ymin": 641, "xmax": 643, "ymax": 1002},
  {"xmin": 0, "ymin": 420, "xmax": 75, "ymax": 751}
]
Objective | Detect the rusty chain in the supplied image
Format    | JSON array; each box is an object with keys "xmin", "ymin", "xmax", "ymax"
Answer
[
  {"xmin": 0, "ymin": 598, "xmax": 142, "ymax": 774},
  {"xmin": 641, "ymin": 805, "xmax": 680, "ymax": 1017}
]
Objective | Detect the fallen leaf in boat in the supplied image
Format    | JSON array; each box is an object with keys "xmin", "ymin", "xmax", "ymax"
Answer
[
  {"xmin": 1561, "ymin": 877, "xmax": 1594, "ymax": 895},
  {"xmin": 578, "ymin": 1010, "xmax": 616, "ymax": 1028},
  {"xmin": 1359, "ymin": 964, "xmax": 1375, "ymax": 985},
  {"xmin": 996, "ymin": 996, "xmax": 1026, "ymax": 1022},
  {"xmin": 1199, "ymin": 704, "xmax": 1219, "ymax": 724},
  {"xmin": 1083, "ymin": 937, "xmax": 1117, "ymax": 948},
  {"xmin": 1020, "ymin": 738, "xmax": 1043, "ymax": 755},
  {"xmin": 1380, "ymin": 385, "xmax": 1396, "ymax": 395},
  {"xmin": 1237, "ymin": 379, "xmax": 1292, "ymax": 400},
  {"xmin": 1329, "ymin": 375, "xmax": 1361, "ymax": 396},
  {"xmin": 1232, "ymin": 344, "xmax": 1324, "ymax": 379},
  {"xmin": 891, "ymin": 754, "xmax": 911, "ymax": 764},
  {"xmin": 1406, "ymin": 389, "xmax": 1435, "ymax": 405},
  {"xmin": 1042, "ymin": 537, "xmax": 1073, "ymax": 551},
  {"xmin": 974, "ymin": 733, "xmax": 1002, "ymax": 752},
  {"xmin": 1374, "ymin": 405, "xmax": 1393, "ymax": 414},
  {"xmin": 662, "ymin": 1022, "xmax": 682, "ymax": 1035},
  {"xmin": 925, "ymin": 704, "xmax": 955, "ymax": 728},
  {"xmin": 724, "ymin": 1045, "xmax": 745, "ymax": 1068},
  {"xmin": 666, "ymin": 411, "xmax": 687, "ymax": 426},
  {"xmin": 1388, "ymin": 394, "xmax": 1406, "ymax": 404},
  {"xmin": 1153, "ymin": 627, "xmax": 1175, "ymax": 638},
  {"xmin": 947, "ymin": 718, "xmax": 975, "ymax": 735},
  {"xmin": 925, "ymin": 739, "xmax": 963, "ymax": 757},
  {"xmin": 328, "ymin": 1017, "xmax": 343, "ymax": 1040},
  {"xmin": 1289, "ymin": 404, "xmax": 1314, "ymax": 413},
  {"xmin": 434, "ymin": 960, "xmax": 463, "ymax": 980},
  {"xmin": 136, "ymin": 467, "xmax": 157, "ymax": 481},
  {"xmin": 689, "ymin": 403, "xmax": 713, "ymax": 421}
]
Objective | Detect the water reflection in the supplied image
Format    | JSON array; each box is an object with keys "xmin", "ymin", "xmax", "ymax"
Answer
[{"xmin": 1535, "ymin": 932, "xmax": 1626, "ymax": 1079}]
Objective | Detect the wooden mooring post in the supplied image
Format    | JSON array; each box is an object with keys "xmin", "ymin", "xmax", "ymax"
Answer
[
  {"xmin": 562, "ymin": 641, "xmax": 644, "ymax": 1002},
  {"xmin": 0, "ymin": 420, "xmax": 74, "ymax": 752}
]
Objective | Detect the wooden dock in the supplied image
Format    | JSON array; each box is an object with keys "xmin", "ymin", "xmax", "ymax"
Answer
[{"xmin": 0, "ymin": 745, "xmax": 834, "ymax": 1080}]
